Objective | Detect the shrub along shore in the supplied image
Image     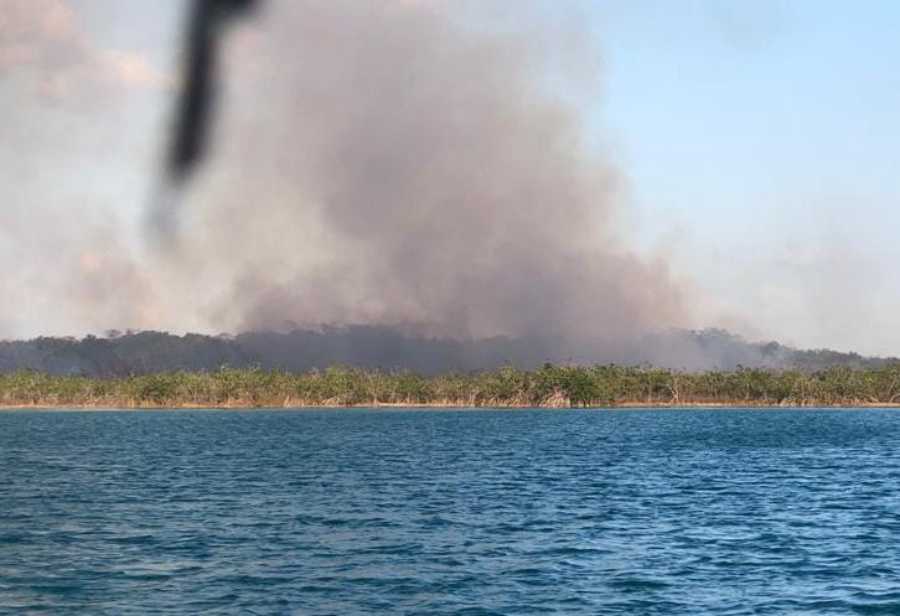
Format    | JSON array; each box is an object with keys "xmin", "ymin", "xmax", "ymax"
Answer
[{"xmin": 2, "ymin": 364, "xmax": 900, "ymax": 409}]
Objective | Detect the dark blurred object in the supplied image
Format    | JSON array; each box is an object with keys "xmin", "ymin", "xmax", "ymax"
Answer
[{"xmin": 167, "ymin": 0, "xmax": 259, "ymax": 185}]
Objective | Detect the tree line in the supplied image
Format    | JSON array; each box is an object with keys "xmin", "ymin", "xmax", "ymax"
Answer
[
  {"xmin": 3, "ymin": 328, "xmax": 895, "ymax": 378},
  {"xmin": 2, "ymin": 363, "xmax": 900, "ymax": 408}
]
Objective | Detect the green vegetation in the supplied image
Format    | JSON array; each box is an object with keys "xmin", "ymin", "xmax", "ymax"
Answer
[{"xmin": 3, "ymin": 363, "xmax": 900, "ymax": 408}]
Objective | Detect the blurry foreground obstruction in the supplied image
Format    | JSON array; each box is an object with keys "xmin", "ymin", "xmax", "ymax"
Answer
[{"xmin": 148, "ymin": 0, "xmax": 259, "ymax": 244}]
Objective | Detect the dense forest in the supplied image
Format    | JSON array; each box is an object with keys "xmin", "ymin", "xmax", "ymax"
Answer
[
  {"xmin": 2, "ymin": 327, "xmax": 897, "ymax": 408},
  {"xmin": 0, "ymin": 327, "xmax": 893, "ymax": 376},
  {"xmin": 3, "ymin": 363, "xmax": 900, "ymax": 408}
]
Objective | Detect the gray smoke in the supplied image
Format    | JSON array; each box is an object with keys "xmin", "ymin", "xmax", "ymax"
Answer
[{"xmin": 159, "ymin": 0, "xmax": 690, "ymax": 353}]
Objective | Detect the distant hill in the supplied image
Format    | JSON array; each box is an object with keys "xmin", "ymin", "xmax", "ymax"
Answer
[{"xmin": 0, "ymin": 326, "xmax": 894, "ymax": 377}]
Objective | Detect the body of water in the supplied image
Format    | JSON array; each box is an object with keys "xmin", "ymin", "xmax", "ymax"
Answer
[{"xmin": 1, "ymin": 408, "xmax": 899, "ymax": 614}]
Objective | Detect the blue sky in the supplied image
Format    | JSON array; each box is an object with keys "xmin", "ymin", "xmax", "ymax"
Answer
[
  {"xmin": 585, "ymin": 0, "xmax": 900, "ymax": 352},
  {"xmin": 594, "ymin": 0, "xmax": 899, "ymax": 234},
  {"xmin": 2, "ymin": 1, "xmax": 898, "ymax": 354}
]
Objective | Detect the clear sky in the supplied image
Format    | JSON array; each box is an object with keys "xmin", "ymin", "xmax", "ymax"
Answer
[
  {"xmin": 587, "ymin": 0, "xmax": 900, "ymax": 354},
  {"xmin": 1, "ymin": 1, "xmax": 898, "ymax": 355}
]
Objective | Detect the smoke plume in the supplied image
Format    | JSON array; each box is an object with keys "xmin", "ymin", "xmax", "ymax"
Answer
[{"xmin": 158, "ymin": 0, "xmax": 690, "ymax": 352}]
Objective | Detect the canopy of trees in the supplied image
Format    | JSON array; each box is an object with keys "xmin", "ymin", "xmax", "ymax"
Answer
[
  {"xmin": 0, "ymin": 328, "xmax": 894, "ymax": 377},
  {"xmin": 2, "ymin": 364, "xmax": 900, "ymax": 408}
]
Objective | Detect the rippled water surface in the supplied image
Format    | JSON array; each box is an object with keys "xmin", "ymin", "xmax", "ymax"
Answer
[{"xmin": 2, "ymin": 408, "xmax": 900, "ymax": 614}]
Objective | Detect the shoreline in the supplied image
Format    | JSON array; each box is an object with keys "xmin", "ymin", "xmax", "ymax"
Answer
[
  {"xmin": 4, "ymin": 401, "xmax": 900, "ymax": 411},
  {"xmin": 4, "ymin": 365, "xmax": 900, "ymax": 410}
]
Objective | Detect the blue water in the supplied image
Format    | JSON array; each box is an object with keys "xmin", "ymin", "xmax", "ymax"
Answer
[{"xmin": 1, "ymin": 409, "xmax": 900, "ymax": 615}]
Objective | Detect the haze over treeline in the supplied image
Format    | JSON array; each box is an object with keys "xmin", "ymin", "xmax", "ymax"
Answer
[
  {"xmin": 2, "ymin": 1, "xmax": 694, "ymax": 360},
  {"xmin": 0, "ymin": 328, "xmax": 893, "ymax": 378},
  {"xmin": 3, "ymin": 2, "xmax": 894, "ymax": 361},
  {"xmin": 157, "ymin": 1, "xmax": 689, "ymax": 346}
]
